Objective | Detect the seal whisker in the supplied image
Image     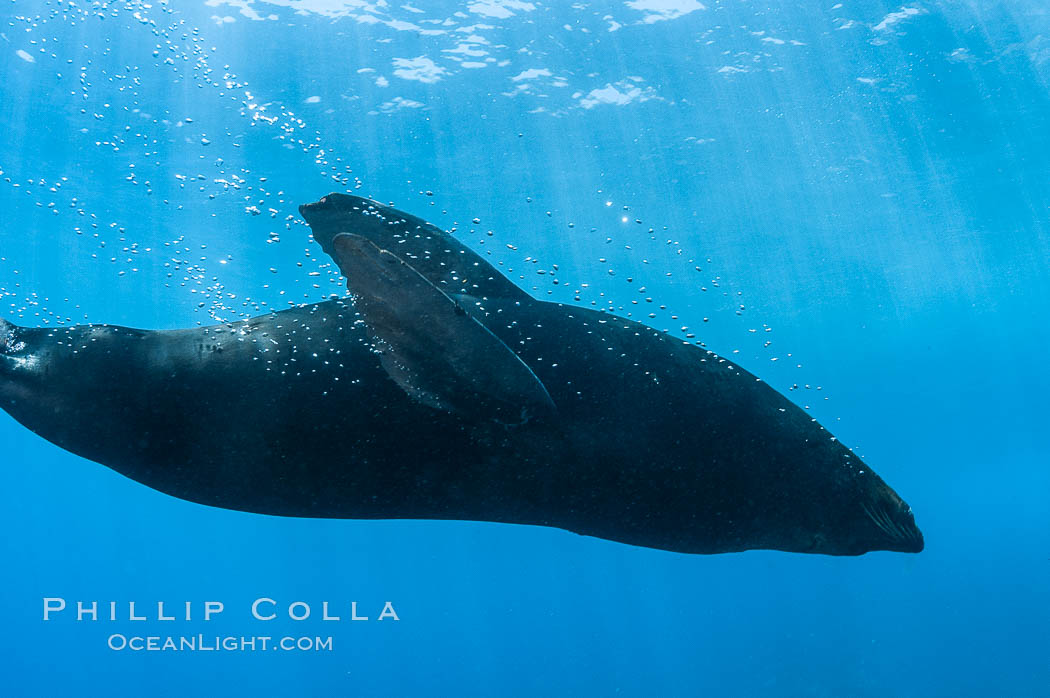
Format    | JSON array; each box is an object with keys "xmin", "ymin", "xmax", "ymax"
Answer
[
  {"xmin": 861, "ymin": 503, "xmax": 891, "ymax": 539},
  {"xmin": 883, "ymin": 508, "xmax": 908, "ymax": 543},
  {"xmin": 864, "ymin": 502, "xmax": 903, "ymax": 542},
  {"xmin": 891, "ymin": 515, "xmax": 909, "ymax": 542},
  {"xmin": 877, "ymin": 507, "xmax": 903, "ymax": 542}
]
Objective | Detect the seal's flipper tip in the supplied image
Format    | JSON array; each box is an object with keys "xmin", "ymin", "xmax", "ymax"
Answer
[{"xmin": 298, "ymin": 194, "xmax": 531, "ymax": 302}]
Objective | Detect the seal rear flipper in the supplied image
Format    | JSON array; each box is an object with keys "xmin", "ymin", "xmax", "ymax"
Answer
[
  {"xmin": 332, "ymin": 233, "xmax": 556, "ymax": 425},
  {"xmin": 1, "ymin": 318, "xmax": 27, "ymax": 373}
]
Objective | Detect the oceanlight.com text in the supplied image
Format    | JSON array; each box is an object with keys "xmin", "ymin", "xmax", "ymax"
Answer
[{"xmin": 107, "ymin": 634, "xmax": 334, "ymax": 652}]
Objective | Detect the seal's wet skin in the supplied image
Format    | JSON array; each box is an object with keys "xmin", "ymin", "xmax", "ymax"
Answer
[{"xmin": 0, "ymin": 194, "xmax": 922, "ymax": 555}]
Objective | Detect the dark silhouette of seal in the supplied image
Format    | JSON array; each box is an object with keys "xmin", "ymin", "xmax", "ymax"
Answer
[{"xmin": 0, "ymin": 194, "xmax": 923, "ymax": 555}]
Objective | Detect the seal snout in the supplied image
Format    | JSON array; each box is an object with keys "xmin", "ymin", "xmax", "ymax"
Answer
[{"xmin": 862, "ymin": 498, "xmax": 924, "ymax": 553}]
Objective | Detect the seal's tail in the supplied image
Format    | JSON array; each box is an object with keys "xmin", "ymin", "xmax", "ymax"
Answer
[{"xmin": 1, "ymin": 317, "xmax": 25, "ymax": 354}]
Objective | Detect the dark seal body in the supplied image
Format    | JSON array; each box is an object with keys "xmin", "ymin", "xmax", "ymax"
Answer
[{"xmin": 0, "ymin": 195, "xmax": 923, "ymax": 555}]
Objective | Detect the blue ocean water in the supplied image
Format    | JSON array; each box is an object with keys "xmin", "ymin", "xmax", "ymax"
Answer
[{"xmin": 1, "ymin": 0, "xmax": 1047, "ymax": 695}]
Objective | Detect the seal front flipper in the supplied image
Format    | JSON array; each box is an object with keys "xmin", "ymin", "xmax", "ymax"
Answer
[
  {"xmin": 331, "ymin": 233, "xmax": 555, "ymax": 425},
  {"xmin": 299, "ymin": 193, "xmax": 530, "ymax": 302}
]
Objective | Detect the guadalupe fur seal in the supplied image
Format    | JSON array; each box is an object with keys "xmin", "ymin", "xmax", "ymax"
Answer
[{"xmin": 0, "ymin": 194, "xmax": 923, "ymax": 555}]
